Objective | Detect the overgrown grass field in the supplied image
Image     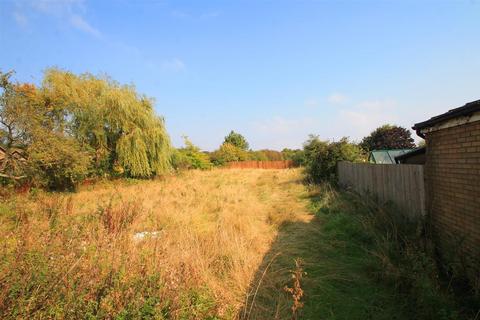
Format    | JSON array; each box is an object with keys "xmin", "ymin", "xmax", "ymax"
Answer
[
  {"xmin": 0, "ymin": 169, "xmax": 476, "ymax": 319},
  {"xmin": 0, "ymin": 169, "xmax": 313, "ymax": 319}
]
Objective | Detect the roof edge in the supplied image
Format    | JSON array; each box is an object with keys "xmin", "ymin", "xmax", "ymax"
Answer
[
  {"xmin": 413, "ymin": 100, "xmax": 480, "ymax": 133},
  {"xmin": 394, "ymin": 146, "xmax": 426, "ymax": 161}
]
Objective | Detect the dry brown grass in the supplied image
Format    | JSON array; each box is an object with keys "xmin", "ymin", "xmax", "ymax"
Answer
[{"xmin": 0, "ymin": 168, "xmax": 312, "ymax": 319}]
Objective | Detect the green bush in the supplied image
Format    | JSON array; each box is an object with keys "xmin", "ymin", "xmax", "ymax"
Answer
[
  {"xmin": 28, "ymin": 135, "xmax": 91, "ymax": 191},
  {"xmin": 281, "ymin": 148, "xmax": 306, "ymax": 166},
  {"xmin": 303, "ymin": 135, "xmax": 364, "ymax": 183},
  {"xmin": 209, "ymin": 143, "xmax": 251, "ymax": 166},
  {"xmin": 171, "ymin": 137, "xmax": 212, "ymax": 170},
  {"xmin": 249, "ymin": 150, "xmax": 269, "ymax": 161},
  {"xmin": 254, "ymin": 149, "xmax": 284, "ymax": 161}
]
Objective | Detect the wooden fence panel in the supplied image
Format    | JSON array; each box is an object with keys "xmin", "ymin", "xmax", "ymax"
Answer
[{"xmin": 337, "ymin": 161, "xmax": 426, "ymax": 218}]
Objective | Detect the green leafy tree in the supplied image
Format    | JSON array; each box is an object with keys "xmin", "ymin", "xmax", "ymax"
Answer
[
  {"xmin": 256, "ymin": 149, "xmax": 284, "ymax": 161},
  {"xmin": 223, "ymin": 130, "xmax": 249, "ymax": 150},
  {"xmin": 171, "ymin": 136, "xmax": 212, "ymax": 170},
  {"xmin": 360, "ymin": 124, "xmax": 415, "ymax": 152},
  {"xmin": 0, "ymin": 71, "xmax": 29, "ymax": 181},
  {"xmin": 0, "ymin": 71, "xmax": 90, "ymax": 189},
  {"xmin": 282, "ymin": 148, "xmax": 306, "ymax": 166},
  {"xmin": 250, "ymin": 151, "xmax": 269, "ymax": 161},
  {"xmin": 303, "ymin": 135, "xmax": 365, "ymax": 183},
  {"xmin": 1, "ymin": 69, "xmax": 172, "ymax": 189},
  {"xmin": 28, "ymin": 134, "xmax": 91, "ymax": 190},
  {"xmin": 210, "ymin": 143, "xmax": 250, "ymax": 166}
]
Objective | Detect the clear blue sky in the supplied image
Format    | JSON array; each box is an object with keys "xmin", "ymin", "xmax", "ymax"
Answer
[{"xmin": 1, "ymin": 0, "xmax": 479, "ymax": 150}]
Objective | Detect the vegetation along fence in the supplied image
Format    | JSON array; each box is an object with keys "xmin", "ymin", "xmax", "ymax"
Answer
[
  {"xmin": 337, "ymin": 161, "xmax": 426, "ymax": 219},
  {"xmin": 226, "ymin": 160, "xmax": 294, "ymax": 169}
]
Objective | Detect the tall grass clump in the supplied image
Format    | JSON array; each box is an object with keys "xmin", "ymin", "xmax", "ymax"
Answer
[{"xmin": 98, "ymin": 197, "xmax": 142, "ymax": 235}]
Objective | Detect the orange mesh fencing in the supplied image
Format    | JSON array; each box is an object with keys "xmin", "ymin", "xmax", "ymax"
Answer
[{"xmin": 225, "ymin": 160, "xmax": 295, "ymax": 169}]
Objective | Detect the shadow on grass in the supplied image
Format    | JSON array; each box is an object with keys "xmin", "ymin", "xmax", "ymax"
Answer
[{"xmin": 239, "ymin": 185, "xmax": 409, "ymax": 320}]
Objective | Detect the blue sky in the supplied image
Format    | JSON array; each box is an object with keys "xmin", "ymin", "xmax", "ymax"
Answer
[{"xmin": 1, "ymin": 0, "xmax": 479, "ymax": 150}]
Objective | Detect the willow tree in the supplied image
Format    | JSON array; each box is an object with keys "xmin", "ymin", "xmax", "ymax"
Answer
[{"xmin": 41, "ymin": 69, "xmax": 172, "ymax": 178}]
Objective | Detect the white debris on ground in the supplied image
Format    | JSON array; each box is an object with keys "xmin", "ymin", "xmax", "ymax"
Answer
[{"xmin": 133, "ymin": 230, "xmax": 164, "ymax": 241}]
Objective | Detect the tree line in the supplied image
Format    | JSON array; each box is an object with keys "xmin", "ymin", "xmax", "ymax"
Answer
[
  {"xmin": 1, "ymin": 69, "xmax": 419, "ymax": 190},
  {"xmin": 171, "ymin": 131, "xmax": 304, "ymax": 171}
]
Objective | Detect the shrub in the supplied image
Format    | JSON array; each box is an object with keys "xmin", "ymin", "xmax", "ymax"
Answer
[
  {"xmin": 171, "ymin": 149, "xmax": 192, "ymax": 170},
  {"xmin": 171, "ymin": 137, "xmax": 212, "ymax": 170},
  {"xmin": 249, "ymin": 150, "xmax": 269, "ymax": 161},
  {"xmin": 255, "ymin": 149, "xmax": 284, "ymax": 161},
  {"xmin": 210, "ymin": 143, "xmax": 251, "ymax": 166},
  {"xmin": 282, "ymin": 148, "xmax": 306, "ymax": 166},
  {"xmin": 303, "ymin": 135, "xmax": 364, "ymax": 183},
  {"xmin": 28, "ymin": 135, "xmax": 91, "ymax": 191}
]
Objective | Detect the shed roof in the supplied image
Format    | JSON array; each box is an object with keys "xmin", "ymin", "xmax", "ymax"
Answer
[
  {"xmin": 394, "ymin": 147, "xmax": 426, "ymax": 163},
  {"xmin": 413, "ymin": 99, "xmax": 480, "ymax": 132},
  {"xmin": 368, "ymin": 149, "xmax": 413, "ymax": 164}
]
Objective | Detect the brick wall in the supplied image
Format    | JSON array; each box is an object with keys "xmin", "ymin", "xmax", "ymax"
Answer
[{"xmin": 424, "ymin": 120, "xmax": 480, "ymax": 269}]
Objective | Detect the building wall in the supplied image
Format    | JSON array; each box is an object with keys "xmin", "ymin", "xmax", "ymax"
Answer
[
  {"xmin": 400, "ymin": 153, "xmax": 426, "ymax": 165},
  {"xmin": 425, "ymin": 120, "xmax": 480, "ymax": 270}
]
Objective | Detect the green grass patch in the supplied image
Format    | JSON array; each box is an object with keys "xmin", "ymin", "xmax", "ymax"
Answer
[
  {"xmin": 300, "ymin": 183, "xmax": 477, "ymax": 320},
  {"xmin": 244, "ymin": 183, "xmax": 409, "ymax": 319}
]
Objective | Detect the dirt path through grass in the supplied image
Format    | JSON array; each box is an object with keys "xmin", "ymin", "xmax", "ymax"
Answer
[{"xmin": 243, "ymin": 173, "xmax": 409, "ymax": 320}]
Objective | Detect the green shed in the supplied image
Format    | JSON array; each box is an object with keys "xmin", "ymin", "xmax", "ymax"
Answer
[{"xmin": 368, "ymin": 149, "xmax": 413, "ymax": 164}]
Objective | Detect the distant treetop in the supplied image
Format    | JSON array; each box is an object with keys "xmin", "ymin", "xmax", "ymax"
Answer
[
  {"xmin": 223, "ymin": 130, "xmax": 249, "ymax": 150},
  {"xmin": 360, "ymin": 124, "xmax": 415, "ymax": 152}
]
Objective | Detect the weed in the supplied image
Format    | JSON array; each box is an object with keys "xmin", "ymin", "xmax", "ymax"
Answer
[
  {"xmin": 97, "ymin": 197, "xmax": 142, "ymax": 235},
  {"xmin": 177, "ymin": 288, "xmax": 219, "ymax": 320},
  {"xmin": 283, "ymin": 259, "xmax": 305, "ymax": 319},
  {"xmin": 39, "ymin": 196, "xmax": 65, "ymax": 229}
]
